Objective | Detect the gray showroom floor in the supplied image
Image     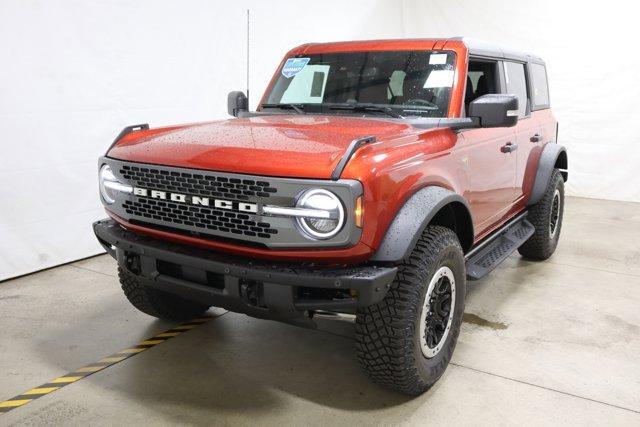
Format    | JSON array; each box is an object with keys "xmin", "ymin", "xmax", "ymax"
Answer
[{"xmin": 1, "ymin": 196, "xmax": 639, "ymax": 425}]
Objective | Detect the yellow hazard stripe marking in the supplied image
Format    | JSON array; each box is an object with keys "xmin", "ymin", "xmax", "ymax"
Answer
[
  {"xmin": 0, "ymin": 315, "xmax": 215, "ymax": 415},
  {"xmin": 23, "ymin": 387, "xmax": 60, "ymax": 395},
  {"xmin": 118, "ymin": 348, "xmax": 146, "ymax": 354},
  {"xmin": 50, "ymin": 376, "xmax": 83, "ymax": 384},
  {"xmin": 0, "ymin": 399, "xmax": 32, "ymax": 408},
  {"xmin": 75, "ymin": 366, "xmax": 105, "ymax": 373},
  {"xmin": 139, "ymin": 340, "xmax": 164, "ymax": 345},
  {"xmin": 155, "ymin": 332, "xmax": 181, "ymax": 338},
  {"xmin": 99, "ymin": 356, "xmax": 127, "ymax": 363},
  {"xmin": 172, "ymin": 325, "xmax": 198, "ymax": 330}
]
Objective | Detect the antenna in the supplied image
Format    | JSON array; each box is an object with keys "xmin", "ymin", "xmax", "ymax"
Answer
[{"xmin": 246, "ymin": 9, "xmax": 250, "ymax": 110}]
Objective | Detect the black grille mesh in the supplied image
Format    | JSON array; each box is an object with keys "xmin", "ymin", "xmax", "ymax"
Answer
[
  {"xmin": 122, "ymin": 199, "xmax": 278, "ymax": 239},
  {"xmin": 119, "ymin": 165, "xmax": 277, "ymax": 201},
  {"xmin": 118, "ymin": 164, "xmax": 279, "ymax": 240}
]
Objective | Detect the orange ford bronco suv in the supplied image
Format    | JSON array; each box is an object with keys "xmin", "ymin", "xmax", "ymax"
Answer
[{"xmin": 94, "ymin": 38, "xmax": 567, "ymax": 395}]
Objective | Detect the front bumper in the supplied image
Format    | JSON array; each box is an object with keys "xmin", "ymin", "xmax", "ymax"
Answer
[{"xmin": 93, "ymin": 219, "xmax": 396, "ymax": 325}]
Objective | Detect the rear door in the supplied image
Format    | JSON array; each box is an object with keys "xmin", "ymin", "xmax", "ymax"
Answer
[{"xmin": 503, "ymin": 61, "xmax": 542, "ymax": 204}]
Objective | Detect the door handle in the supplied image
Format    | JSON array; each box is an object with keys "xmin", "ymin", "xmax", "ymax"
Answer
[
  {"xmin": 530, "ymin": 133, "xmax": 542, "ymax": 143},
  {"xmin": 501, "ymin": 142, "xmax": 518, "ymax": 153}
]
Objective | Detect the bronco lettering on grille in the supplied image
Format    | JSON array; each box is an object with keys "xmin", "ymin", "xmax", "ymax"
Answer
[{"xmin": 133, "ymin": 187, "xmax": 258, "ymax": 213}]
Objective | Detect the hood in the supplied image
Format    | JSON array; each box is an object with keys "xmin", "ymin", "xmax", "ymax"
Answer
[{"xmin": 107, "ymin": 115, "xmax": 423, "ymax": 179}]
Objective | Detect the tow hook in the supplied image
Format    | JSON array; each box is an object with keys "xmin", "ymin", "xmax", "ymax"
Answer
[
  {"xmin": 240, "ymin": 280, "xmax": 263, "ymax": 307},
  {"xmin": 124, "ymin": 253, "xmax": 141, "ymax": 275}
]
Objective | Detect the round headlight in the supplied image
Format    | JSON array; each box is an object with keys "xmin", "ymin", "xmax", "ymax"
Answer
[
  {"xmin": 99, "ymin": 164, "xmax": 132, "ymax": 204},
  {"xmin": 296, "ymin": 189, "xmax": 345, "ymax": 239}
]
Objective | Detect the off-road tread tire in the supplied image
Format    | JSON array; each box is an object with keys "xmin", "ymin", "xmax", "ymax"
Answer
[
  {"xmin": 518, "ymin": 169, "xmax": 564, "ymax": 260},
  {"xmin": 119, "ymin": 267, "xmax": 209, "ymax": 322},
  {"xmin": 355, "ymin": 226, "xmax": 465, "ymax": 395}
]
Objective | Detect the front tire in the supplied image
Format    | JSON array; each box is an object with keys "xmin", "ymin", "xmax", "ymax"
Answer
[
  {"xmin": 518, "ymin": 169, "xmax": 565, "ymax": 260},
  {"xmin": 119, "ymin": 267, "xmax": 210, "ymax": 322},
  {"xmin": 355, "ymin": 226, "xmax": 466, "ymax": 395}
]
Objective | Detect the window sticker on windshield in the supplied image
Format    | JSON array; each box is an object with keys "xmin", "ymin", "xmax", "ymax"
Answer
[
  {"xmin": 424, "ymin": 69, "xmax": 454, "ymax": 88},
  {"xmin": 282, "ymin": 58, "xmax": 310, "ymax": 78},
  {"xmin": 429, "ymin": 54, "xmax": 447, "ymax": 65}
]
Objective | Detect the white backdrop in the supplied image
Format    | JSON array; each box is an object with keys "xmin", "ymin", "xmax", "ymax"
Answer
[
  {"xmin": 0, "ymin": 0, "xmax": 404, "ymax": 280},
  {"xmin": 401, "ymin": 0, "xmax": 640, "ymax": 203},
  {"xmin": 2, "ymin": 1, "xmax": 639, "ymax": 280}
]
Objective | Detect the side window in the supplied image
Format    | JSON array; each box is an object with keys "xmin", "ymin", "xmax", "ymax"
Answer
[
  {"xmin": 530, "ymin": 63, "xmax": 550, "ymax": 110},
  {"xmin": 465, "ymin": 60, "xmax": 499, "ymax": 116},
  {"xmin": 503, "ymin": 61, "xmax": 529, "ymax": 117}
]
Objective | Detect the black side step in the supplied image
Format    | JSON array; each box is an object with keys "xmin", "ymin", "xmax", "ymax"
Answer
[{"xmin": 465, "ymin": 213, "xmax": 534, "ymax": 281}]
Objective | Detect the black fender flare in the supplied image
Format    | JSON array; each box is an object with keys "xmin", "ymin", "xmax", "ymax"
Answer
[
  {"xmin": 528, "ymin": 143, "xmax": 568, "ymax": 206},
  {"xmin": 371, "ymin": 186, "xmax": 473, "ymax": 262}
]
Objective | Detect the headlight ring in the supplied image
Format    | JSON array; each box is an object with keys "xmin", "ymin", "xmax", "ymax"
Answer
[
  {"xmin": 295, "ymin": 188, "xmax": 345, "ymax": 240},
  {"xmin": 99, "ymin": 164, "xmax": 132, "ymax": 204}
]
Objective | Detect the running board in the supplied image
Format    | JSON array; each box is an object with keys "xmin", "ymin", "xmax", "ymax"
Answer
[{"xmin": 465, "ymin": 213, "xmax": 534, "ymax": 281}]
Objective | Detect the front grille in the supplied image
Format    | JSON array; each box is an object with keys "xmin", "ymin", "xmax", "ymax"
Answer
[
  {"xmin": 115, "ymin": 162, "xmax": 281, "ymax": 242},
  {"xmin": 122, "ymin": 197, "xmax": 278, "ymax": 239},
  {"xmin": 103, "ymin": 157, "xmax": 361, "ymax": 249},
  {"xmin": 119, "ymin": 164, "xmax": 277, "ymax": 201}
]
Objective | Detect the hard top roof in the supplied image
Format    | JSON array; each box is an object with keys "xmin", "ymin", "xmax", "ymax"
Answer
[
  {"xmin": 451, "ymin": 37, "xmax": 545, "ymax": 64},
  {"xmin": 292, "ymin": 37, "xmax": 545, "ymax": 65}
]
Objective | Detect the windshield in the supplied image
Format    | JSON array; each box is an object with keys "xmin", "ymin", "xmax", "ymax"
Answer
[{"xmin": 263, "ymin": 50, "xmax": 456, "ymax": 118}]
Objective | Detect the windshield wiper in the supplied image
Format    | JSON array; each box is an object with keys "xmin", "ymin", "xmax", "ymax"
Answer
[
  {"xmin": 328, "ymin": 104, "xmax": 403, "ymax": 119},
  {"xmin": 260, "ymin": 103, "xmax": 306, "ymax": 114}
]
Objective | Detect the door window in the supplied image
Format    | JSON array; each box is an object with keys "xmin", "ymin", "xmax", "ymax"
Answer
[
  {"xmin": 465, "ymin": 60, "xmax": 499, "ymax": 115},
  {"xmin": 503, "ymin": 62, "xmax": 529, "ymax": 117},
  {"xmin": 529, "ymin": 63, "xmax": 550, "ymax": 110}
]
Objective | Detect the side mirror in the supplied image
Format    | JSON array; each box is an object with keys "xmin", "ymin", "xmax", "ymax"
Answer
[
  {"xmin": 468, "ymin": 94, "xmax": 519, "ymax": 128},
  {"xmin": 227, "ymin": 91, "xmax": 248, "ymax": 117}
]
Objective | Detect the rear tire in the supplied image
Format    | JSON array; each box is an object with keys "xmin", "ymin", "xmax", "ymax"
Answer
[
  {"xmin": 355, "ymin": 226, "xmax": 466, "ymax": 395},
  {"xmin": 518, "ymin": 169, "xmax": 564, "ymax": 260},
  {"xmin": 119, "ymin": 267, "xmax": 210, "ymax": 322}
]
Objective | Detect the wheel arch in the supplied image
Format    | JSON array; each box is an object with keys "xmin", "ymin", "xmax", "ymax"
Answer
[
  {"xmin": 555, "ymin": 149, "xmax": 568, "ymax": 181},
  {"xmin": 371, "ymin": 186, "xmax": 474, "ymax": 262},
  {"xmin": 528, "ymin": 143, "xmax": 568, "ymax": 206}
]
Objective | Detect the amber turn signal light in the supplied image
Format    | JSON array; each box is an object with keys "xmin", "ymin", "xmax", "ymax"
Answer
[{"xmin": 355, "ymin": 196, "xmax": 363, "ymax": 228}]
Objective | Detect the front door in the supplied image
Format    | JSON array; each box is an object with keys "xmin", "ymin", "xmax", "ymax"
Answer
[
  {"xmin": 461, "ymin": 59, "xmax": 517, "ymax": 237},
  {"xmin": 461, "ymin": 127, "xmax": 517, "ymax": 237}
]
